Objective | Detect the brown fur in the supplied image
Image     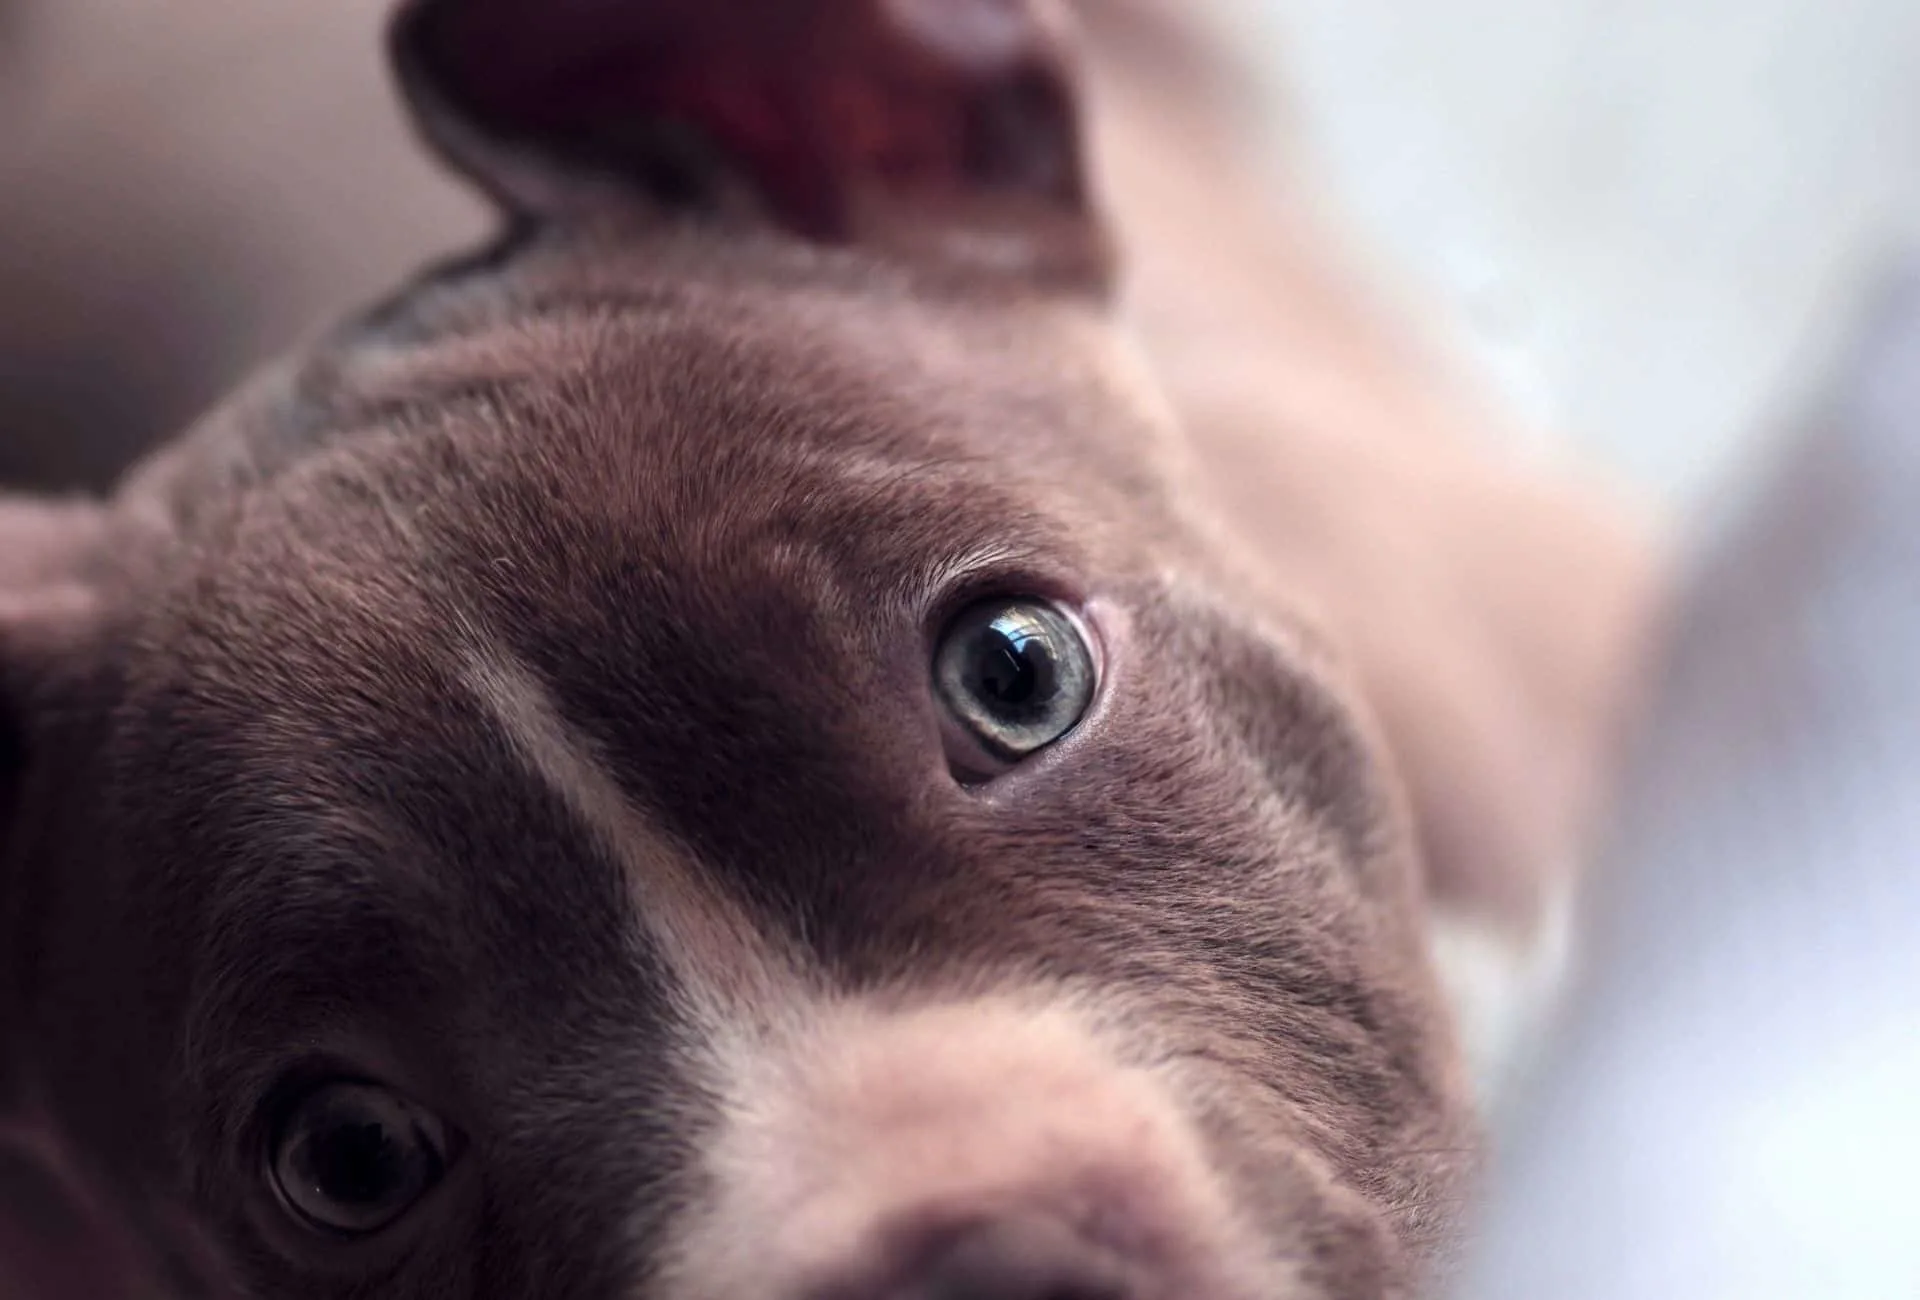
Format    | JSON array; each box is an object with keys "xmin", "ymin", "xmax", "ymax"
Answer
[{"xmin": 0, "ymin": 2, "xmax": 1665, "ymax": 1297}]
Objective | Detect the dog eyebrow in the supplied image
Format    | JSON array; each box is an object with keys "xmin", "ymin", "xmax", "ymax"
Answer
[{"xmin": 456, "ymin": 638, "xmax": 810, "ymax": 1026}]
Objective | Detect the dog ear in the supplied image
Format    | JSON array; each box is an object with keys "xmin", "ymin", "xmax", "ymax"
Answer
[
  {"xmin": 390, "ymin": 0, "xmax": 1111, "ymax": 286},
  {"xmin": 0, "ymin": 498, "xmax": 107, "ymax": 836}
]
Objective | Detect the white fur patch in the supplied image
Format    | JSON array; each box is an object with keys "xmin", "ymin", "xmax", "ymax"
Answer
[
  {"xmin": 1427, "ymin": 888, "xmax": 1576, "ymax": 1111},
  {"xmin": 457, "ymin": 640, "xmax": 803, "ymax": 1024}
]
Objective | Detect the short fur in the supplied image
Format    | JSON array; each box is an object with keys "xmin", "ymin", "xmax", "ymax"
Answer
[{"xmin": 0, "ymin": 2, "xmax": 1664, "ymax": 1297}]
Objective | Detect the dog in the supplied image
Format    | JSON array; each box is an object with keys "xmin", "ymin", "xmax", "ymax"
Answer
[{"xmin": 0, "ymin": 2, "xmax": 1665, "ymax": 1296}]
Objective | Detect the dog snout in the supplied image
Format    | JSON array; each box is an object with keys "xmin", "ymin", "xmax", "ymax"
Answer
[
  {"xmin": 820, "ymin": 1215, "xmax": 1136, "ymax": 1300},
  {"xmin": 665, "ymin": 1000, "xmax": 1274, "ymax": 1300}
]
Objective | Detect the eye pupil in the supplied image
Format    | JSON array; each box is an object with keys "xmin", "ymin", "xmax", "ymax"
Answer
[
  {"xmin": 302, "ymin": 1117, "xmax": 402, "ymax": 1207},
  {"xmin": 976, "ymin": 630, "xmax": 1043, "ymax": 709}
]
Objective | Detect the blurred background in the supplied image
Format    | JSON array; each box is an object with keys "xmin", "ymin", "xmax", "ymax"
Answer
[
  {"xmin": 1236, "ymin": 0, "xmax": 1920, "ymax": 507},
  {"xmin": 0, "ymin": 0, "xmax": 491, "ymax": 489}
]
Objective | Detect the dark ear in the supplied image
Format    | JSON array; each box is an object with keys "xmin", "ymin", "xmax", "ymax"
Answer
[
  {"xmin": 0, "ymin": 498, "xmax": 107, "ymax": 835},
  {"xmin": 390, "ymin": 0, "xmax": 1111, "ymax": 285}
]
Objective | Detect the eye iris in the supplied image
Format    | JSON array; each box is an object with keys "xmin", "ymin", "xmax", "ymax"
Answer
[
  {"xmin": 272, "ymin": 1083, "xmax": 445, "ymax": 1235},
  {"xmin": 935, "ymin": 599, "xmax": 1094, "ymax": 768}
]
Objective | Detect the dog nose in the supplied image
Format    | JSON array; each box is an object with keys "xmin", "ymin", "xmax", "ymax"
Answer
[{"xmin": 883, "ymin": 1216, "xmax": 1136, "ymax": 1300}]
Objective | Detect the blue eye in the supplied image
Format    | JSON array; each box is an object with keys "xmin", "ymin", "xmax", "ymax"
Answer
[
  {"xmin": 934, "ymin": 599, "xmax": 1096, "ymax": 771},
  {"xmin": 271, "ymin": 1082, "xmax": 449, "ymax": 1237}
]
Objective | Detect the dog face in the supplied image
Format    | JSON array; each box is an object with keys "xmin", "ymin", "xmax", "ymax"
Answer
[{"xmin": 0, "ymin": 3, "xmax": 1475, "ymax": 1297}]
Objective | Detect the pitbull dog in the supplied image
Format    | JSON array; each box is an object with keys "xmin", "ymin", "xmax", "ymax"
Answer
[{"xmin": 0, "ymin": 2, "xmax": 1663, "ymax": 1297}]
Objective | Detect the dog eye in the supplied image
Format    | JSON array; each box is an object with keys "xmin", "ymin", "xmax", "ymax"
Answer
[
  {"xmin": 270, "ymin": 1082, "xmax": 450, "ymax": 1237},
  {"xmin": 934, "ymin": 598, "xmax": 1096, "ymax": 773}
]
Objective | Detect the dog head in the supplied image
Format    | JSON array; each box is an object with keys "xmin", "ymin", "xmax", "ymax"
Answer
[{"xmin": 1, "ymin": 2, "xmax": 1475, "ymax": 1296}]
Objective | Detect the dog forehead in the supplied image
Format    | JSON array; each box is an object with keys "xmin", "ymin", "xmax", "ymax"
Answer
[
  {"xmin": 148, "ymin": 247, "xmax": 1171, "ymax": 714},
  {"xmin": 346, "ymin": 231, "xmax": 1174, "ymax": 498},
  {"xmin": 111, "ymin": 312, "xmax": 1079, "ymax": 912}
]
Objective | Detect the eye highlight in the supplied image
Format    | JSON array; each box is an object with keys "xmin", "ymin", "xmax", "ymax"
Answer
[
  {"xmin": 269, "ymin": 1082, "xmax": 450, "ymax": 1237},
  {"xmin": 934, "ymin": 598, "xmax": 1097, "ymax": 776}
]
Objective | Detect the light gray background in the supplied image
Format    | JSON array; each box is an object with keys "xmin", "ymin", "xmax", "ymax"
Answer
[{"xmin": 1233, "ymin": 0, "xmax": 1920, "ymax": 503}]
